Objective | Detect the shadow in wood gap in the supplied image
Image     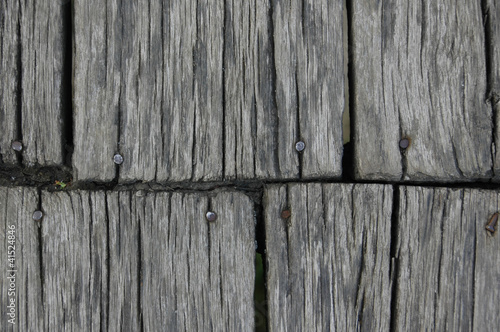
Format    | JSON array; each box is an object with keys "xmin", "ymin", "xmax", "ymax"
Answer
[
  {"xmin": 254, "ymin": 197, "xmax": 268, "ymax": 332},
  {"xmin": 61, "ymin": 0, "xmax": 74, "ymax": 167}
]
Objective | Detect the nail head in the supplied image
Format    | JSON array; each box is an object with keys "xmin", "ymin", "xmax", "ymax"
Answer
[
  {"xmin": 281, "ymin": 209, "xmax": 291, "ymax": 219},
  {"xmin": 485, "ymin": 212, "xmax": 498, "ymax": 233},
  {"xmin": 399, "ymin": 138, "xmax": 410, "ymax": 149},
  {"xmin": 295, "ymin": 141, "xmax": 305, "ymax": 152},
  {"xmin": 206, "ymin": 211, "xmax": 217, "ymax": 222},
  {"xmin": 32, "ymin": 210, "xmax": 43, "ymax": 221},
  {"xmin": 11, "ymin": 141, "xmax": 23, "ymax": 152},
  {"xmin": 113, "ymin": 153, "xmax": 124, "ymax": 165}
]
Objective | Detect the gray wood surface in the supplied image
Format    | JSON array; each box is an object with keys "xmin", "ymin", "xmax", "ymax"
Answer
[
  {"xmin": 487, "ymin": 0, "xmax": 500, "ymax": 179},
  {"xmin": 0, "ymin": 0, "xmax": 20, "ymax": 164},
  {"xmin": 73, "ymin": 0, "xmax": 344, "ymax": 182},
  {"xmin": 0, "ymin": 187, "xmax": 43, "ymax": 331},
  {"xmin": 42, "ymin": 191, "xmax": 108, "ymax": 331},
  {"xmin": 352, "ymin": 0, "xmax": 491, "ymax": 182},
  {"xmin": 0, "ymin": 1, "xmax": 66, "ymax": 166},
  {"xmin": 264, "ymin": 183, "xmax": 393, "ymax": 331},
  {"xmin": 4, "ymin": 189, "xmax": 254, "ymax": 330},
  {"xmin": 140, "ymin": 191, "xmax": 255, "ymax": 331},
  {"xmin": 395, "ymin": 186, "xmax": 500, "ymax": 331}
]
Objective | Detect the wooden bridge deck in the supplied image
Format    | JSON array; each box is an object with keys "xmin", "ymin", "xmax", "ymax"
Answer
[{"xmin": 1, "ymin": 0, "xmax": 500, "ymax": 331}]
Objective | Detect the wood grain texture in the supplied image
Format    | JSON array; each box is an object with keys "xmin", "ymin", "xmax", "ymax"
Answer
[
  {"xmin": 0, "ymin": 1, "xmax": 66, "ymax": 166},
  {"xmin": 352, "ymin": 0, "xmax": 491, "ymax": 182},
  {"xmin": 140, "ymin": 191, "xmax": 255, "ymax": 331},
  {"xmin": 395, "ymin": 186, "xmax": 500, "ymax": 331},
  {"xmin": 264, "ymin": 183, "xmax": 393, "ymax": 331},
  {"xmin": 20, "ymin": 1, "xmax": 66, "ymax": 166},
  {"xmin": 41, "ymin": 191, "xmax": 108, "ymax": 331},
  {"xmin": 73, "ymin": 0, "xmax": 344, "ymax": 182},
  {"xmin": 487, "ymin": 0, "xmax": 500, "ymax": 179},
  {"xmin": 0, "ymin": 187, "xmax": 43, "ymax": 331},
  {"xmin": 0, "ymin": 0, "xmax": 20, "ymax": 164},
  {"xmin": 273, "ymin": 0, "xmax": 344, "ymax": 179},
  {"xmin": 73, "ymin": 0, "xmax": 224, "ymax": 182}
]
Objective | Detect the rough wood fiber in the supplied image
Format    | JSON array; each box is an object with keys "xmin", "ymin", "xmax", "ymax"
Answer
[
  {"xmin": 20, "ymin": 1, "xmax": 66, "ymax": 166},
  {"xmin": 140, "ymin": 191, "xmax": 255, "ymax": 331},
  {"xmin": 73, "ymin": 0, "xmax": 344, "ymax": 182},
  {"xmin": 41, "ymin": 191, "xmax": 108, "ymax": 331},
  {"xmin": 0, "ymin": 187, "xmax": 43, "ymax": 331},
  {"xmin": 352, "ymin": 0, "xmax": 491, "ymax": 182},
  {"xmin": 395, "ymin": 186, "xmax": 500, "ymax": 331},
  {"xmin": 264, "ymin": 183, "xmax": 393, "ymax": 331},
  {"xmin": 272, "ymin": 0, "xmax": 344, "ymax": 179},
  {"xmin": 0, "ymin": 1, "xmax": 66, "ymax": 166},
  {"xmin": 73, "ymin": 0, "xmax": 223, "ymax": 182},
  {"xmin": 0, "ymin": 0, "xmax": 20, "ymax": 164},
  {"xmin": 487, "ymin": 0, "xmax": 500, "ymax": 179}
]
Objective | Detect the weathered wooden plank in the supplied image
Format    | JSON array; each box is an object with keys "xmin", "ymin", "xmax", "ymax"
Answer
[
  {"xmin": 73, "ymin": 0, "xmax": 344, "ymax": 182},
  {"xmin": 0, "ymin": 187, "xmax": 43, "ymax": 331},
  {"xmin": 224, "ymin": 0, "xmax": 278, "ymax": 180},
  {"xmin": 264, "ymin": 183, "xmax": 393, "ymax": 331},
  {"xmin": 0, "ymin": 1, "xmax": 67, "ymax": 166},
  {"xmin": 41, "ymin": 191, "xmax": 108, "ymax": 331},
  {"xmin": 395, "ymin": 186, "xmax": 500, "ymax": 331},
  {"xmin": 0, "ymin": 0, "xmax": 20, "ymax": 164},
  {"xmin": 140, "ymin": 191, "xmax": 255, "ymax": 331},
  {"xmin": 73, "ymin": 0, "xmax": 224, "ymax": 182},
  {"xmin": 352, "ymin": 0, "xmax": 491, "ymax": 182},
  {"xmin": 271, "ymin": 0, "xmax": 344, "ymax": 179}
]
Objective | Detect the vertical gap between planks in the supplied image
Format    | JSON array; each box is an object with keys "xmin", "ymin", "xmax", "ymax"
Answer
[
  {"xmin": 253, "ymin": 192, "xmax": 268, "ymax": 332},
  {"xmin": 62, "ymin": 1, "xmax": 74, "ymax": 168},
  {"xmin": 343, "ymin": 0, "xmax": 355, "ymax": 181},
  {"xmin": 222, "ymin": 0, "xmax": 227, "ymax": 180},
  {"xmin": 389, "ymin": 184, "xmax": 400, "ymax": 332},
  {"xmin": 36, "ymin": 188, "xmax": 44, "ymax": 320},
  {"xmin": 480, "ymin": 0, "xmax": 497, "ymax": 177},
  {"xmin": 15, "ymin": 5, "xmax": 23, "ymax": 165},
  {"xmin": 269, "ymin": 0, "xmax": 281, "ymax": 177}
]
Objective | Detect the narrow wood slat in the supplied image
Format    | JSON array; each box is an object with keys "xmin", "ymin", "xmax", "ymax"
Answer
[
  {"xmin": 41, "ymin": 191, "xmax": 108, "ymax": 331},
  {"xmin": 273, "ymin": 0, "xmax": 344, "ymax": 179},
  {"xmin": 0, "ymin": 0, "xmax": 20, "ymax": 164},
  {"xmin": 264, "ymin": 183, "xmax": 393, "ymax": 331},
  {"xmin": 73, "ymin": 0, "xmax": 344, "ymax": 182},
  {"xmin": 0, "ymin": 1, "xmax": 66, "ymax": 166},
  {"xmin": 395, "ymin": 186, "xmax": 500, "ymax": 331},
  {"xmin": 352, "ymin": 0, "xmax": 491, "ymax": 182},
  {"xmin": 140, "ymin": 191, "xmax": 255, "ymax": 331},
  {"xmin": 0, "ymin": 187, "xmax": 43, "ymax": 331}
]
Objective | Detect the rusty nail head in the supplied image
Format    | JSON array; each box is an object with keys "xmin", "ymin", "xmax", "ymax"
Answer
[
  {"xmin": 11, "ymin": 141, "xmax": 23, "ymax": 152},
  {"xmin": 113, "ymin": 153, "xmax": 124, "ymax": 165},
  {"xmin": 281, "ymin": 209, "xmax": 291, "ymax": 219},
  {"xmin": 206, "ymin": 211, "xmax": 217, "ymax": 222},
  {"xmin": 399, "ymin": 138, "xmax": 410, "ymax": 149},
  {"xmin": 32, "ymin": 210, "xmax": 43, "ymax": 221},
  {"xmin": 486, "ymin": 212, "xmax": 498, "ymax": 233},
  {"xmin": 295, "ymin": 141, "xmax": 305, "ymax": 152}
]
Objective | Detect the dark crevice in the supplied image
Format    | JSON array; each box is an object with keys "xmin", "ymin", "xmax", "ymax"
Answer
[
  {"xmin": 269, "ymin": 0, "xmax": 281, "ymax": 177},
  {"xmin": 481, "ymin": 0, "xmax": 497, "ymax": 178},
  {"xmin": 389, "ymin": 184, "xmax": 400, "ymax": 332},
  {"xmin": 253, "ymin": 192, "xmax": 268, "ymax": 332},
  {"xmin": 15, "ymin": 4, "xmax": 23, "ymax": 166},
  {"xmin": 295, "ymin": 70, "xmax": 302, "ymax": 179},
  {"xmin": 61, "ymin": 1, "xmax": 73, "ymax": 167},
  {"xmin": 222, "ymin": 1, "xmax": 227, "ymax": 180},
  {"xmin": 104, "ymin": 194, "xmax": 111, "ymax": 331},
  {"xmin": 138, "ymin": 202, "xmax": 144, "ymax": 332},
  {"xmin": 344, "ymin": 0, "xmax": 355, "ymax": 181},
  {"xmin": 36, "ymin": 187, "xmax": 44, "ymax": 315}
]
